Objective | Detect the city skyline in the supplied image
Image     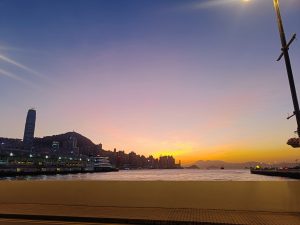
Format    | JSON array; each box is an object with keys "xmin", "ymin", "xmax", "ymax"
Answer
[{"xmin": 0, "ymin": 0, "xmax": 300, "ymax": 163}]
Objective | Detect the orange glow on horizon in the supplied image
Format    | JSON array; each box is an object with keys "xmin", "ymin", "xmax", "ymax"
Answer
[{"xmin": 131, "ymin": 140, "xmax": 300, "ymax": 164}]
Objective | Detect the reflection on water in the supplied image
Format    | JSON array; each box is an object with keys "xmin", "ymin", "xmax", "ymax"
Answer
[{"xmin": 0, "ymin": 169, "xmax": 295, "ymax": 181}]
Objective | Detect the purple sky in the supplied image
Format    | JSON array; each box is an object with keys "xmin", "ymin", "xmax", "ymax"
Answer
[{"xmin": 0, "ymin": 0, "xmax": 300, "ymax": 163}]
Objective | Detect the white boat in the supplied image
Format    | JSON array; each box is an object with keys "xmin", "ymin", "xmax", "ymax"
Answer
[{"xmin": 93, "ymin": 156, "xmax": 118, "ymax": 172}]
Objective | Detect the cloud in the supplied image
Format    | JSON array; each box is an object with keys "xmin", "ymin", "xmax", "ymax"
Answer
[
  {"xmin": 0, "ymin": 53, "xmax": 45, "ymax": 79},
  {"xmin": 0, "ymin": 68, "xmax": 37, "ymax": 88},
  {"xmin": 176, "ymin": 0, "xmax": 243, "ymax": 11},
  {"xmin": 194, "ymin": 0, "xmax": 238, "ymax": 9},
  {"xmin": 0, "ymin": 46, "xmax": 23, "ymax": 52}
]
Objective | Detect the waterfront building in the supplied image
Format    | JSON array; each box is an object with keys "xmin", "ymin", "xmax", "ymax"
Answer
[
  {"xmin": 23, "ymin": 108, "xmax": 36, "ymax": 150},
  {"xmin": 159, "ymin": 156, "xmax": 176, "ymax": 169},
  {"xmin": 0, "ymin": 138, "xmax": 23, "ymax": 154}
]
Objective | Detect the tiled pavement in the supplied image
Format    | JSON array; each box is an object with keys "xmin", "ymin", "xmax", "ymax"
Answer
[{"xmin": 0, "ymin": 203, "xmax": 299, "ymax": 225}]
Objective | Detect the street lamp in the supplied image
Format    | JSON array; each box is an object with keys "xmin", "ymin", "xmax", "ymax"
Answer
[
  {"xmin": 241, "ymin": 0, "xmax": 298, "ymax": 147},
  {"xmin": 272, "ymin": 0, "xmax": 299, "ymax": 147}
]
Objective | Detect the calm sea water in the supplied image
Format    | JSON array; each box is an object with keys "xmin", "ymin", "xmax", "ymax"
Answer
[{"xmin": 1, "ymin": 169, "xmax": 296, "ymax": 181}]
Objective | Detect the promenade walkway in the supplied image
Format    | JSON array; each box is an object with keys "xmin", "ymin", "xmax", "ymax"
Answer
[
  {"xmin": 0, "ymin": 203, "xmax": 299, "ymax": 225},
  {"xmin": 0, "ymin": 181, "xmax": 299, "ymax": 224}
]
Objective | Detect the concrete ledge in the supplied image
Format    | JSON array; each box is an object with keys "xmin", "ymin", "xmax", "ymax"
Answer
[{"xmin": 0, "ymin": 181, "xmax": 299, "ymax": 212}]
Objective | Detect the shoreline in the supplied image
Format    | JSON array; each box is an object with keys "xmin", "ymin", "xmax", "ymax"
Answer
[{"xmin": 0, "ymin": 169, "xmax": 296, "ymax": 181}]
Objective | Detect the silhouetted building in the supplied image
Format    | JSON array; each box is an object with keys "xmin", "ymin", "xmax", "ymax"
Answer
[
  {"xmin": 66, "ymin": 132, "xmax": 79, "ymax": 156},
  {"xmin": 23, "ymin": 108, "xmax": 36, "ymax": 150},
  {"xmin": 159, "ymin": 156, "xmax": 176, "ymax": 169},
  {"xmin": 0, "ymin": 137, "xmax": 23, "ymax": 154},
  {"xmin": 52, "ymin": 141, "xmax": 60, "ymax": 153}
]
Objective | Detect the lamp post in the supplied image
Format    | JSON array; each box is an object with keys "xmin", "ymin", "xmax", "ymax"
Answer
[{"xmin": 273, "ymin": 0, "xmax": 299, "ymax": 146}]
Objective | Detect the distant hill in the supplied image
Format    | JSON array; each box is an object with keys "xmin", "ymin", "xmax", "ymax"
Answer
[
  {"xmin": 185, "ymin": 165, "xmax": 200, "ymax": 169},
  {"xmin": 185, "ymin": 160, "xmax": 299, "ymax": 169},
  {"xmin": 34, "ymin": 131, "xmax": 100, "ymax": 156},
  {"xmin": 33, "ymin": 131, "xmax": 179, "ymax": 169}
]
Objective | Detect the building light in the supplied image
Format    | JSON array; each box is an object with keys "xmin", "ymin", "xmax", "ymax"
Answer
[
  {"xmin": 29, "ymin": 154, "xmax": 33, "ymax": 158},
  {"xmin": 45, "ymin": 155, "xmax": 49, "ymax": 159},
  {"xmin": 9, "ymin": 152, "xmax": 14, "ymax": 157}
]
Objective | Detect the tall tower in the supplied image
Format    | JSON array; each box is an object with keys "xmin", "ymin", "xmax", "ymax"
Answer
[{"xmin": 23, "ymin": 108, "xmax": 36, "ymax": 150}]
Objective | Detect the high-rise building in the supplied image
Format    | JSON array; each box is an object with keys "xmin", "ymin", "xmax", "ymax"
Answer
[{"xmin": 23, "ymin": 108, "xmax": 36, "ymax": 149}]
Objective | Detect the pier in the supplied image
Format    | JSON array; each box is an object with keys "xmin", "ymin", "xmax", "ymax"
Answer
[
  {"xmin": 0, "ymin": 166, "xmax": 94, "ymax": 177},
  {"xmin": 0, "ymin": 155, "xmax": 118, "ymax": 177},
  {"xmin": 250, "ymin": 168, "xmax": 300, "ymax": 179}
]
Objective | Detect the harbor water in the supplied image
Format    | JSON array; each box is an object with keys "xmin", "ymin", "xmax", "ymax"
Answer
[{"xmin": 1, "ymin": 169, "xmax": 296, "ymax": 181}]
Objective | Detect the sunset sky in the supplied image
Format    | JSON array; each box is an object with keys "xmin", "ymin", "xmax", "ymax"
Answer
[{"xmin": 0, "ymin": 0, "xmax": 300, "ymax": 163}]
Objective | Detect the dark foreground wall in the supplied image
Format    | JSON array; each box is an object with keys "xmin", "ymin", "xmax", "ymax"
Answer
[{"xmin": 0, "ymin": 181, "xmax": 299, "ymax": 212}]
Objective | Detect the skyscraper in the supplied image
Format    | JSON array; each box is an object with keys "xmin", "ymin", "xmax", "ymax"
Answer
[{"xmin": 23, "ymin": 108, "xmax": 36, "ymax": 149}]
